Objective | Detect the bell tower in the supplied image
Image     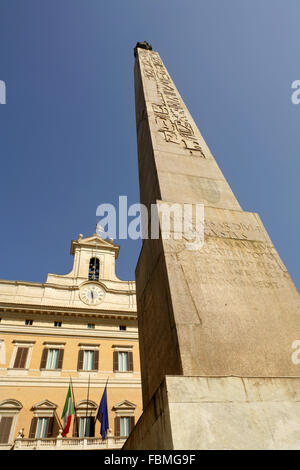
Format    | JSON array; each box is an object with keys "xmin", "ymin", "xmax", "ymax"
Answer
[{"xmin": 68, "ymin": 233, "xmax": 120, "ymax": 282}]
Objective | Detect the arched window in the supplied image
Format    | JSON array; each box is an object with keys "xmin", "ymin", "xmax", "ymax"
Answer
[
  {"xmin": 88, "ymin": 258, "xmax": 99, "ymax": 281},
  {"xmin": 73, "ymin": 400, "xmax": 98, "ymax": 437},
  {"xmin": 0, "ymin": 399, "xmax": 22, "ymax": 446}
]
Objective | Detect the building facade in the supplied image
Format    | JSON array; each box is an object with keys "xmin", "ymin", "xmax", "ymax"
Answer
[{"xmin": 0, "ymin": 233, "xmax": 142, "ymax": 450}]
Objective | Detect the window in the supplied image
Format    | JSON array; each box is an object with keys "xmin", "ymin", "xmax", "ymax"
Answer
[
  {"xmin": 113, "ymin": 400, "xmax": 136, "ymax": 439},
  {"xmin": 83, "ymin": 350, "xmax": 94, "ymax": 371},
  {"xmin": 77, "ymin": 347, "xmax": 99, "ymax": 371},
  {"xmin": 88, "ymin": 258, "xmax": 99, "ymax": 281},
  {"xmin": 0, "ymin": 416, "xmax": 13, "ymax": 444},
  {"xmin": 36, "ymin": 417, "xmax": 49, "ymax": 438},
  {"xmin": 119, "ymin": 326, "xmax": 126, "ymax": 331},
  {"xmin": 29, "ymin": 400, "xmax": 58, "ymax": 439},
  {"xmin": 87, "ymin": 323, "xmax": 95, "ymax": 329},
  {"xmin": 113, "ymin": 350, "xmax": 133, "ymax": 372},
  {"xmin": 114, "ymin": 415, "xmax": 135, "ymax": 437},
  {"xmin": 120, "ymin": 417, "xmax": 131, "ymax": 437},
  {"xmin": 118, "ymin": 352, "xmax": 128, "ymax": 371},
  {"xmin": 10, "ymin": 342, "xmax": 34, "ymax": 371},
  {"xmin": 0, "ymin": 399, "xmax": 22, "ymax": 445},
  {"xmin": 46, "ymin": 349, "xmax": 59, "ymax": 369},
  {"xmin": 13, "ymin": 347, "xmax": 29, "ymax": 369},
  {"xmin": 54, "ymin": 321, "xmax": 62, "ymax": 327},
  {"xmin": 78, "ymin": 417, "xmax": 95, "ymax": 437},
  {"xmin": 29, "ymin": 416, "xmax": 55, "ymax": 439},
  {"xmin": 40, "ymin": 347, "xmax": 64, "ymax": 370},
  {"xmin": 25, "ymin": 320, "xmax": 33, "ymax": 326},
  {"xmin": 0, "ymin": 340, "xmax": 5, "ymax": 365},
  {"xmin": 73, "ymin": 400, "xmax": 97, "ymax": 437}
]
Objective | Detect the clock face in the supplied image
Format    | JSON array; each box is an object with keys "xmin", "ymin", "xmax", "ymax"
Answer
[{"xmin": 79, "ymin": 285, "xmax": 105, "ymax": 305}]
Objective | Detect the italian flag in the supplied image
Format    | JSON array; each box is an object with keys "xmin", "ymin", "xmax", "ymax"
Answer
[{"xmin": 61, "ymin": 384, "xmax": 74, "ymax": 437}]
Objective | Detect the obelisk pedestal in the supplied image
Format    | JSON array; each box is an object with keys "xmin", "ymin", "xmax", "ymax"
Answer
[{"xmin": 124, "ymin": 43, "xmax": 300, "ymax": 450}]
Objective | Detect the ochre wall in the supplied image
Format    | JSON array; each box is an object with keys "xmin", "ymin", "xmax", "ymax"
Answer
[{"xmin": 0, "ymin": 330, "xmax": 142, "ymax": 440}]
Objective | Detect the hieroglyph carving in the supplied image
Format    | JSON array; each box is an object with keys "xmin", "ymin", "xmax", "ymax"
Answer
[{"xmin": 139, "ymin": 51, "xmax": 205, "ymax": 157}]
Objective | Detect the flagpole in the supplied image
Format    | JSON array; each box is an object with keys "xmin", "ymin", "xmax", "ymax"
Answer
[
  {"xmin": 94, "ymin": 377, "xmax": 109, "ymax": 427},
  {"xmin": 70, "ymin": 376, "xmax": 78, "ymax": 437},
  {"xmin": 85, "ymin": 374, "xmax": 90, "ymax": 437},
  {"xmin": 55, "ymin": 409, "xmax": 63, "ymax": 431}
]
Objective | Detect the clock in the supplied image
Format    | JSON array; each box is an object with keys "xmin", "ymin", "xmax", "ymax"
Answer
[{"xmin": 79, "ymin": 285, "xmax": 105, "ymax": 305}]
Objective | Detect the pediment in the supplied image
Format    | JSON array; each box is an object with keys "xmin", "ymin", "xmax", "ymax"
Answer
[
  {"xmin": 32, "ymin": 399, "xmax": 57, "ymax": 410},
  {"xmin": 71, "ymin": 233, "xmax": 120, "ymax": 258},
  {"xmin": 76, "ymin": 400, "xmax": 98, "ymax": 410},
  {"xmin": 0, "ymin": 399, "xmax": 22, "ymax": 410},
  {"xmin": 113, "ymin": 400, "xmax": 136, "ymax": 410},
  {"xmin": 80, "ymin": 234, "xmax": 115, "ymax": 247}
]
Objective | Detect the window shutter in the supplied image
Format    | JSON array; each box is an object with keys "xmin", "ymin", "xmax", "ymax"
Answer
[
  {"xmin": 51, "ymin": 415, "xmax": 59, "ymax": 438},
  {"xmin": 77, "ymin": 350, "xmax": 84, "ymax": 371},
  {"xmin": 129, "ymin": 416, "xmax": 135, "ymax": 434},
  {"xmin": 14, "ymin": 347, "xmax": 28, "ymax": 369},
  {"xmin": 57, "ymin": 349, "xmax": 64, "ymax": 370},
  {"xmin": 113, "ymin": 351, "xmax": 119, "ymax": 372},
  {"xmin": 13, "ymin": 348, "xmax": 22, "ymax": 368},
  {"xmin": 46, "ymin": 417, "xmax": 54, "ymax": 438},
  {"xmin": 73, "ymin": 418, "xmax": 80, "ymax": 437},
  {"xmin": 93, "ymin": 350, "xmax": 99, "ymax": 371},
  {"xmin": 19, "ymin": 348, "xmax": 29, "ymax": 368},
  {"xmin": 89, "ymin": 417, "xmax": 95, "ymax": 437},
  {"xmin": 40, "ymin": 348, "xmax": 48, "ymax": 369},
  {"xmin": 114, "ymin": 417, "xmax": 120, "ymax": 437},
  {"xmin": 29, "ymin": 417, "xmax": 38, "ymax": 438},
  {"xmin": 128, "ymin": 351, "xmax": 133, "ymax": 371},
  {"xmin": 0, "ymin": 417, "xmax": 13, "ymax": 444}
]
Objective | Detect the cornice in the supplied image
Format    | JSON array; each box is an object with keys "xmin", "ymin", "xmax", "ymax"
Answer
[
  {"xmin": 0, "ymin": 279, "xmax": 136, "ymax": 295},
  {"xmin": 0, "ymin": 303, "xmax": 137, "ymax": 320},
  {"xmin": 0, "ymin": 375, "xmax": 141, "ymax": 388},
  {"xmin": 0, "ymin": 324, "xmax": 139, "ymax": 340}
]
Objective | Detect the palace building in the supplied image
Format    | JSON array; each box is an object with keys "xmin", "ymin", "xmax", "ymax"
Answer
[{"xmin": 0, "ymin": 233, "xmax": 141, "ymax": 450}]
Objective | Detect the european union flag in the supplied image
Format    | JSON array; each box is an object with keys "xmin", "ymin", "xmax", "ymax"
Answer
[{"xmin": 97, "ymin": 384, "xmax": 109, "ymax": 440}]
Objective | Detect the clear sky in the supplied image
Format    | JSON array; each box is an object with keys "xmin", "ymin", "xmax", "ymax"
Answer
[{"xmin": 0, "ymin": 0, "xmax": 299, "ymax": 291}]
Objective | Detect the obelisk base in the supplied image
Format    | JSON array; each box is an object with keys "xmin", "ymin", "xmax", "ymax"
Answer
[{"xmin": 123, "ymin": 376, "xmax": 300, "ymax": 450}]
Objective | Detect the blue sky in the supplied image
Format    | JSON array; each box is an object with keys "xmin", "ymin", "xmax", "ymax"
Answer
[{"xmin": 0, "ymin": 0, "xmax": 299, "ymax": 290}]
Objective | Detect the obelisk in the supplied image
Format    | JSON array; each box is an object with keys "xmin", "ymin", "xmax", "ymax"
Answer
[{"xmin": 124, "ymin": 42, "xmax": 300, "ymax": 450}]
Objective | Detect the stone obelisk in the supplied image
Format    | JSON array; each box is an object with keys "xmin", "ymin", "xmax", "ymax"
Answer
[{"xmin": 124, "ymin": 42, "xmax": 300, "ymax": 450}]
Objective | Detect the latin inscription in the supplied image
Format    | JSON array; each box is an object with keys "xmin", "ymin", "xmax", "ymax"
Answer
[
  {"xmin": 179, "ymin": 237, "xmax": 289, "ymax": 290},
  {"xmin": 204, "ymin": 220, "xmax": 263, "ymax": 240}
]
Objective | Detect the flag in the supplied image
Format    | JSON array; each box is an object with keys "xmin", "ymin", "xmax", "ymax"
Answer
[
  {"xmin": 96, "ymin": 384, "xmax": 109, "ymax": 440},
  {"xmin": 61, "ymin": 384, "xmax": 74, "ymax": 437}
]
